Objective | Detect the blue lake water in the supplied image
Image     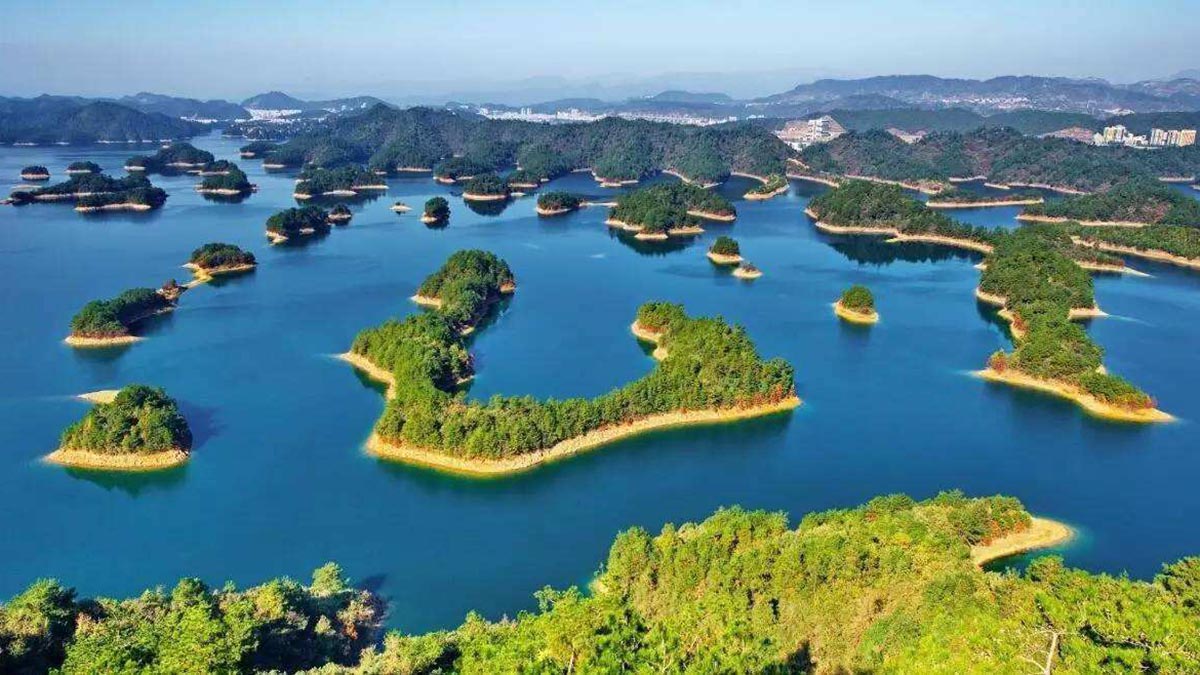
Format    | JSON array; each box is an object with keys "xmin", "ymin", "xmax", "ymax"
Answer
[{"xmin": 2, "ymin": 132, "xmax": 1200, "ymax": 633}]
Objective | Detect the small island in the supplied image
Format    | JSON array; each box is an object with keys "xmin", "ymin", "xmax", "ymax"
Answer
[
  {"xmin": 195, "ymin": 163, "xmax": 254, "ymax": 196},
  {"xmin": 608, "ymin": 183, "xmax": 736, "ymax": 239},
  {"xmin": 65, "ymin": 284, "xmax": 180, "ymax": 347},
  {"xmin": 327, "ymin": 203, "xmax": 353, "ymax": 224},
  {"xmin": 432, "ymin": 156, "xmax": 489, "ymax": 184},
  {"xmin": 460, "ymin": 173, "xmax": 510, "ymax": 202},
  {"xmin": 706, "ymin": 235, "xmax": 743, "ymax": 264},
  {"xmin": 732, "ymin": 262, "xmax": 762, "ymax": 280},
  {"xmin": 185, "ymin": 242, "xmax": 256, "ymax": 281},
  {"xmin": 535, "ymin": 191, "xmax": 581, "ymax": 216},
  {"xmin": 12, "ymin": 173, "xmax": 168, "ymax": 212},
  {"xmin": 65, "ymin": 161, "xmax": 101, "ymax": 175},
  {"xmin": 422, "ymin": 196, "xmax": 450, "ymax": 224},
  {"xmin": 743, "ymin": 173, "xmax": 788, "ymax": 200},
  {"xmin": 238, "ymin": 140, "xmax": 278, "ymax": 158},
  {"xmin": 390, "ymin": 201, "xmax": 411, "ymax": 213},
  {"xmin": 834, "ymin": 285, "xmax": 879, "ymax": 324},
  {"xmin": 125, "ymin": 143, "xmax": 214, "ymax": 173},
  {"xmin": 19, "ymin": 165, "xmax": 50, "ymax": 181},
  {"xmin": 265, "ymin": 206, "xmax": 332, "ymax": 243},
  {"xmin": 293, "ymin": 166, "xmax": 387, "ymax": 199},
  {"xmin": 46, "ymin": 385, "xmax": 192, "ymax": 471},
  {"xmin": 505, "ymin": 168, "xmax": 542, "ymax": 189}
]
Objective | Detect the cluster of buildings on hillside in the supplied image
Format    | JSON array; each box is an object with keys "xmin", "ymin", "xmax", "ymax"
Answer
[
  {"xmin": 773, "ymin": 115, "xmax": 847, "ymax": 150},
  {"xmin": 474, "ymin": 106, "xmax": 749, "ymax": 126},
  {"xmin": 1094, "ymin": 124, "xmax": 1195, "ymax": 148}
]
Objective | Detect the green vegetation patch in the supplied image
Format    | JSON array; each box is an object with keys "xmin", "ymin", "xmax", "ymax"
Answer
[
  {"xmin": 1025, "ymin": 178, "xmax": 1200, "ymax": 225},
  {"xmin": 840, "ymin": 285, "xmax": 875, "ymax": 311},
  {"xmin": 189, "ymin": 242, "xmax": 255, "ymax": 269},
  {"xmin": 69, "ymin": 287, "xmax": 172, "ymax": 338},
  {"xmin": 60, "ymin": 385, "xmax": 191, "ymax": 454},
  {"xmin": 611, "ymin": 182, "xmax": 735, "ymax": 233}
]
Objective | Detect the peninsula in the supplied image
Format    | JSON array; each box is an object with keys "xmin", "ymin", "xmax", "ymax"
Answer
[
  {"xmin": 327, "ymin": 204, "xmax": 353, "ymax": 223},
  {"xmin": 742, "ymin": 173, "xmax": 788, "ymax": 200},
  {"xmin": 46, "ymin": 384, "xmax": 191, "ymax": 471},
  {"xmin": 925, "ymin": 187, "xmax": 1044, "ymax": 209},
  {"xmin": 1019, "ymin": 178, "xmax": 1200, "ymax": 227},
  {"xmin": 344, "ymin": 258, "xmax": 797, "ymax": 475},
  {"xmin": 834, "ymin": 285, "xmax": 879, "ymax": 324}
]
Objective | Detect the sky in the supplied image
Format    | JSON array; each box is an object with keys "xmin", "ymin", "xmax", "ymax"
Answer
[{"xmin": 1, "ymin": 0, "xmax": 1197, "ymax": 102}]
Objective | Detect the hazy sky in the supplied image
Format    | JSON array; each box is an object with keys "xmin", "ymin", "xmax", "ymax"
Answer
[{"xmin": 1, "ymin": 0, "xmax": 1196, "ymax": 100}]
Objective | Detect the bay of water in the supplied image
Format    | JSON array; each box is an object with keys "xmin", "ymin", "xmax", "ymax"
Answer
[{"xmin": 2, "ymin": 132, "xmax": 1198, "ymax": 632}]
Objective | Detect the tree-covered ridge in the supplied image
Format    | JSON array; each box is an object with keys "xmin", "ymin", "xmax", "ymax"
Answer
[
  {"xmin": 1074, "ymin": 223, "xmax": 1200, "ymax": 260},
  {"xmin": 266, "ymin": 206, "xmax": 332, "ymax": 238},
  {"xmin": 14, "ymin": 494, "xmax": 1192, "ymax": 672},
  {"xmin": 10, "ymin": 172, "xmax": 153, "ymax": 203},
  {"xmin": 59, "ymin": 385, "xmax": 191, "ymax": 455},
  {"xmin": 840, "ymin": 284, "xmax": 875, "ymax": 310},
  {"xmin": 0, "ymin": 98, "xmax": 204, "ymax": 144},
  {"xmin": 189, "ymin": 243, "xmax": 255, "ymax": 270},
  {"xmin": 69, "ymin": 287, "xmax": 173, "ymax": 338},
  {"xmin": 0, "ymin": 562, "xmax": 382, "ymax": 674},
  {"xmin": 65, "ymin": 161, "xmax": 100, "ymax": 174},
  {"xmin": 709, "ymin": 235, "xmax": 740, "ymax": 256},
  {"xmin": 801, "ymin": 127, "xmax": 1200, "ymax": 192},
  {"xmin": 461, "ymin": 172, "xmax": 509, "ymax": 197},
  {"xmin": 76, "ymin": 186, "xmax": 168, "ymax": 210},
  {"xmin": 931, "ymin": 186, "xmax": 1042, "ymax": 204},
  {"xmin": 535, "ymin": 191, "xmax": 581, "ymax": 212},
  {"xmin": 1024, "ymin": 178, "xmax": 1200, "ymax": 225},
  {"xmin": 413, "ymin": 250, "xmax": 516, "ymax": 330},
  {"xmin": 423, "ymin": 196, "xmax": 450, "ymax": 222},
  {"xmin": 238, "ymin": 140, "xmax": 278, "ymax": 156},
  {"xmin": 979, "ymin": 225, "xmax": 1096, "ymax": 310},
  {"xmin": 294, "ymin": 165, "xmax": 381, "ymax": 196},
  {"xmin": 260, "ymin": 104, "xmax": 789, "ymax": 183},
  {"xmin": 125, "ymin": 142, "xmax": 215, "ymax": 172},
  {"xmin": 198, "ymin": 163, "xmax": 253, "ymax": 193},
  {"xmin": 808, "ymin": 179, "xmax": 997, "ymax": 243},
  {"xmin": 610, "ymin": 182, "xmax": 736, "ymax": 233},
  {"xmin": 746, "ymin": 172, "xmax": 788, "ymax": 195},
  {"xmin": 352, "ymin": 270, "xmax": 796, "ymax": 459}
]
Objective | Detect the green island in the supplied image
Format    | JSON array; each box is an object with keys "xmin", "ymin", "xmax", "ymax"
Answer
[
  {"xmin": 1020, "ymin": 177, "xmax": 1200, "ymax": 226},
  {"xmin": 11, "ymin": 172, "xmax": 168, "ymax": 212},
  {"xmin": 341, "ymin": 252, "xmax": 797, "ymax": 475},
  {"xmin": 809, "ymin": 181, "xmax": 1169, "ymax": 421},
  {"xmin": 835, "ymin": 284, "xmax": 878, "ymax": 324},
  {"xmin": 125, "ymin": 142, "xmax": 215, "ymax": 173},
  {"xmin": 706, "ymin": 235, "xmax": 742, "ymax": 264},
  {"xmin": 926, "ymin": 186, "xmax": 1044, "ymax": 209},
  {"xmin": 196, "ymin": 162, "xmax": 253, "ymax": 195},
  {"xmin": 328, "ymin": 203, "xmax": 353, "ymax": 223},
  {"xmin": 1071, "ymin": 223, "xmax": 1200, "ymax": 269},
  {"xmin": 19, "ymin": 165, "xmax": 49, "ymax": 180},
  {"xmin": 460, "ymin": 172, "xmax": 510, "ymax": 201},
  {"xmin": 607, "ymin": 182, "xmax": 736, "ymax": 240},
  {"xmin": 64, "ymin": 161, "xmax": 100, "ymax": 175},
  {"xmin": 237, "ymin": 140, "xmax": 278, "ymax": 158},
  {"xmin": 9, "ymin": 492, "xmax": 1200, "ymax": 672},
  {"xmin": 260, "ymin": 105, "xmax": 788, "ymax": 184},
  {"xmin": 66, "ymin": 284, "xmax": 181, "ymax": 347},
  {"xmin": 265, "ymin": 206, "xmax": 332, "ymax": 243},
  {"xmin": 186, "ymin": 242, "xmax": 256, "ymax": 281},
  {"xmin": 799, "ymin": 126, "xmax": 1200, "ymax": 193},
  {"xmin": 46, "ymin": 384, "xmax": 192, "ymax": 471},
  {"xmin": 294, "ymin": 165, "xmax": 386, "ymax": 199},
  {"xmin": 422, "ymin": 196, "xmax": 450, "ymax": 224},
  {"xmin": 535, "ymin": 190, "xmax": 581, "ymax": 216},
  {"xmin": 744, "ymin": 172, "xmax": 789, "ymax": 200},
  {"xmin": 505, "ymin": 167, "xmax": 541, "ymax": 188}
]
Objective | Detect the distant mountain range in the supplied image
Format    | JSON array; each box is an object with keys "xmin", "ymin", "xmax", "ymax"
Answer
[
  {"xmin": 0, "ymin": 96, "xmax": 205, "ymax": 144},
  {"xmin": 240, "ymin": 91, "xmax": 390, "ymax": 114}
]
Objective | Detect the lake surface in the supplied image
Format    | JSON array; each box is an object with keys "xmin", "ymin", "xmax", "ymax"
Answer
[{"xmin": 2, "ymin": 132, "xmax": 1199, "ymax": 633}]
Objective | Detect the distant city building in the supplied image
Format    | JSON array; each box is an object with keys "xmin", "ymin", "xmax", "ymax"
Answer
[
  {"xmin": 1181, "ymin": 129, "xmax": 1197, "ymax": 147},
  {"xmin": 1043, "ymin": 127, "xmax": 1096, "ymax": 144},
  {"xmin": 1102, "ymin": 125, "xmax": 1128, "ymax": 144},
  {"xmin": 1134, "ymin": 127, "xmax": 1196, "ymax": 148},
  {"xmin": 886, "ymin": 127, "xmax": 927, "ymax": 144},
  {"xmin": 1150, "ymin": 128, "xmax": 1168, "ymax": 146},
  {"xmin": 475, "ymin": 106, "xmax": 738, "ymax": 126},
  {"xmin": 775, "ymin": 115, "xmax": 846, "ymax": 149}
]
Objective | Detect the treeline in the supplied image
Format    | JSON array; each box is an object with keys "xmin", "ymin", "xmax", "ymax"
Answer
[
  {"xmin": 0, "ymin": 562, "xmax": 382, "ymax": 674},
  {"xmin": 1024, "ymin": 178, "xmax": 1200, "ymax": 225},
  {"xmin": 266, "ymin": 206, "xmax": 331, "ymax": 238},
  {"xmin": 933, "ymin": 186, "xmax": 1042, "ymax": 204},
  {"xmin": 535, "ymin": 191, "xmax": 581, "ymax": 212},
  {"xmin": 198, "ymin": 163, "xmax": 253, "ymax": 193},
  {"xmin": 60, "ymin": 385, "xmax": 191, "ymax": 455},
  {"xmin": 69, "ymin": 287, "xmax": 173, "ymax": 338},
  {"xmin": 0, "ymin": 97, "xmax": 204, "ymax": 144},
  {"xmin": 11, "ymin": 172, "xmax": 165, "ymax": 208},
  {"xmin": 125, "ymin": 142, "xmax": 215, "ymax": 172},
  {"xmin": 353, "ymin": 266, "xmax": 796, "ymax": 458},
  {"xmin": 189, "ymin": 242, "xmax": 255, "ymax": 270},
  {"xmin": 610, "ymin": 183, "xmax": 736, "ymax": 233},
  {"xmin": 9, "ymin": 494, "xmax": 1198, "ymax": 672},
  {"xmin": 259, "ymin": 104, "xmax": 790, "ymax": 183},
  {"xmin": 294, "ymin": 165, "xmax": 380, "ymax": 197},
  {"xmin": 808, "ymin": 180, "xmax": 997, "ymax": 244},
  {"xmin": 1074, "ymin": 223, "xmax": 1200, "ymax": 261},
  {"xmin": 801, "ymin": 127, "xmax": 1200, "ymax": 191}
]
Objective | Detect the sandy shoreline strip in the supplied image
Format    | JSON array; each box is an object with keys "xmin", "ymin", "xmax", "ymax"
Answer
[
  {"xmin": 975, "ymin": 368, "xmax": 1172, "ymax": 423},
  {"xmin": 706, "ymin": 251, "xmax": 742, "ymax": 265},
  {"xmin": 64, "ymin": 334, "xmax": 143, "ymax": 348},
  {"xmin": 806, "ymin": 210, "xmax": 994, "ymax": 254},
  {"xmin": 1072, "ymin": 238, "xmax": 1200, "ymax": 271},
  {"xmin": 462, "ymin": 192, "xmax": 509, "ymax": 202},
  {"xmin": 926, "ymin": 198, "xmax": 1043, "ymax": 209},
  {"xmin": 77, "ymin": 390, "xmax": 120, "ymax": 404},
  {"xmin": 970, "ymin": 517, "xmax": 1073, "ymax": 566},
  {"xmin": 833, "ymin": 300, "xmax": 878, "ymax": 324},
  {"xmin": 1018, "ymin": 214, "xmax": 1149, "ymax": 228},
  {"xmin": 686, "ymin": 209, "xmax": 736, "ymax": 222},
  {"xmin": 365, "ymin": 396, "xmax": 801, "ymax": 477},
  {"xmin": 44, "ymin": 447, "xmax": 189, "ymax": 471}
]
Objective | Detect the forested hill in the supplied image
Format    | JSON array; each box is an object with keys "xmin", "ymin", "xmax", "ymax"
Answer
[
  {"xmin": 800, "ymin": 127, "xmax": 1200, "ymax": 192},
  {"xmin": 259, "ymin": 104, "xmax": 791, "ymax": 183},
  {"xmin": 0, "ymin": 97, "xmax": 205, "ymax": 144}
]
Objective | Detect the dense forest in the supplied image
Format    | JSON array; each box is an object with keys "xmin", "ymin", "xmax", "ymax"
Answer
[
  {"xmin": 76, "ymin": 186, "xmax": 167, "ymax": 210},
  {"xmin": 125, "ymin": 142, "xmax": 215, "ymax": 172},
  {"xmin": 198, "ymin": 163, "xmax": 253, "ymax": 193},
  {"xmin": 237, "ymin": 140, "xmax": 279, "ymax": 157},
  {"xmin": 423, "ymin": 196, "xmax": 450, "ymax": 222},
  {"xmin": 610, "ymin": 183, "xmax": 736, "ymax": 233},
  {"xmin": 0, "ymin": 97, "xmax": 204, "ymax": 144},
  {"xmin": 931, "ymin": 186, "xmax": 1042, "ymax": 204},
  {"xmin": 5, "ymin": 493, "xmax": 1197, "ymax": 673},
  {"xmin": 189, "ymin": 243, "xmax": 256, "ymax": 270},
  {"xmin": 1073, "ymin": 223, "xmax": 1200, "ymax": 261},
  {"xmin": 352, "ymin": 265, "xmax": 796, "ymax": 458},
  {"xmin": 800, "ymin": 127, "xmax": 1200, "ymax": 192},
  {"xmin": 257, "ymin": 104, "xmax": 790, "ymax": 184},
  {"xmin": 65, "ymin": 161, "xmax": 101, "ymax": 174},
  {"xmin": 294, "ymin": 165, "xmax": 381, "ymax": 197},
  {"xmin": 461, "ymin": 172, "xmax": 509, "ymax": 197},
  {"xmin": 799, "ymin": 107, "xmax": 1098, "ymax": 135},
  {"xmin": 59, "ymin": 385, "xmax": 191, "ymax": 455},
  {"xmin": 535, "ymin": 191, "xmax": 581, "ymax": 213},
  {"xmin": 840, "ymin": 284, "xmax": 875, "ymax": 311},
  {"xmin": 1023, "ymin": 178, "xmax": 1200, "ymax": 225},
  {"xmin": 69, "ymin": 287, "xmax": 173, "ymax": 338},
  {"xmin": 807, "ymin": 179, "xmax": 997, "ymax": 244},
  {"xmin": 265, "ymin": 206, "xmax": 332, "ymax": 238}
]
